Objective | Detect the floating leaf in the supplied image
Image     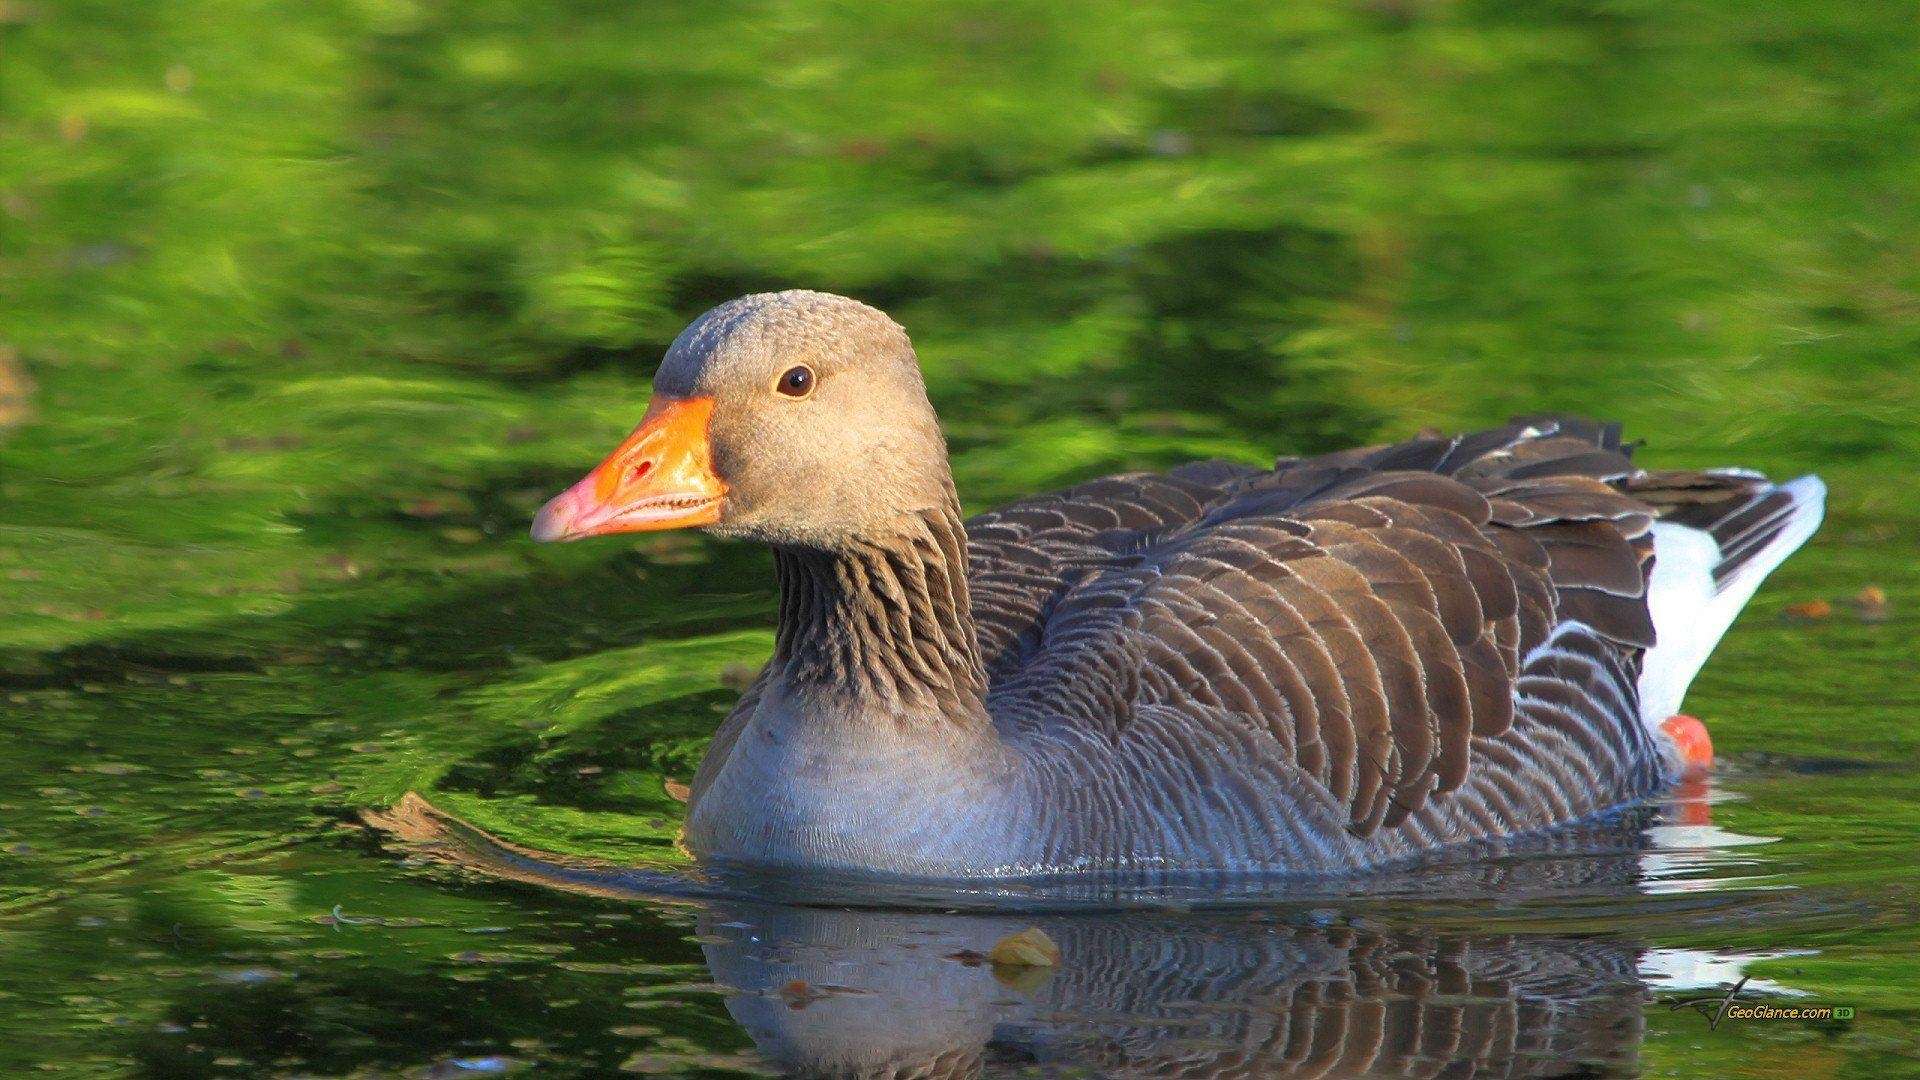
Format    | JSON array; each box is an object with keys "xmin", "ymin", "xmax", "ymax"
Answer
[
  {"xmin": 1856, "ymin": 586, "xmax": 1891, "ymax": 623},
  {"xmin": 989, "ymin": 927, "xmax": 1060, "ymax": 968}
]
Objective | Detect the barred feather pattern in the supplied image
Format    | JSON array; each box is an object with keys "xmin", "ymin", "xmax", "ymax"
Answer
[
  {"xmin": 990, "ymin": 928, "xmax": 1645, "ymax": 1080},
  {"xmin": 963, "ymin": 416, "xmax": 1676, "ymax": 873}
]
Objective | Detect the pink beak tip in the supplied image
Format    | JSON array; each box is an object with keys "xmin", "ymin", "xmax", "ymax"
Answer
[{"xmin": 530, "ymin": 492, "xmax": 579, "ymax": 543}]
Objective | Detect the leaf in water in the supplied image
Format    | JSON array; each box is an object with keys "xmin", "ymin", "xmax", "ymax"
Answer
[
  {"xmin": 1856, "ymin": 586, "xmax": 1891, "ymax": 623},
  {"xmin": 776, "ymin": 978, "xmax": 828, "ymax": 1009},
  {"xmin": 989, "ymin": 927, "xmax": 1060, "ymax": 968}
]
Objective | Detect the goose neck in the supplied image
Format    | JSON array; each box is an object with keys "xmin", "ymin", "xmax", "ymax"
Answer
[{"xmin": 771, "ymin": 502, "xmax": 986, "ymax": 717}]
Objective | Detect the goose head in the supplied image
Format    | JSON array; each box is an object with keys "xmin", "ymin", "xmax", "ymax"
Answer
[{"xmin": 531, "ymin": 290, "xmax": 955, "ymax": 551}]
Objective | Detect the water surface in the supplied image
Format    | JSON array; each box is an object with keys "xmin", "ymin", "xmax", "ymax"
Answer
[{"xmin": 4, "ymin": 0, "xmax": 1919, "ymax": 1075}]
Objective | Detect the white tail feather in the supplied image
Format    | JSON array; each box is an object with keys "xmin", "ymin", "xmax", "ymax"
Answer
[{"xmin": 1637, "ymin": 476, "xmax": 1825, "ymax": 723}]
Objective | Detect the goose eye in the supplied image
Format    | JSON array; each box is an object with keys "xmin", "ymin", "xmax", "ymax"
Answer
[{"xmin": 776, "ymin": 365, "xmax": 814, "ymax": 398}]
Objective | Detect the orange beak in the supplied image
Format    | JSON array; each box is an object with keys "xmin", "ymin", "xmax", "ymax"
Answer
[{"xmin": 530, "ymin": 397, "xmax": 728, "ymax": 542}]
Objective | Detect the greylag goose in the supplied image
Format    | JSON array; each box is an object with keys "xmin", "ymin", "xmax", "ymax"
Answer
[{"xmin": 532, "ymin": 290, "xmax": 1823, "ymax": 879}]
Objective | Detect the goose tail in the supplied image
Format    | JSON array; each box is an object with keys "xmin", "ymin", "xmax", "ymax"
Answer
[{"xmin": 1631, "ymin": 470, "xmax": 1826, "ymax": 724}]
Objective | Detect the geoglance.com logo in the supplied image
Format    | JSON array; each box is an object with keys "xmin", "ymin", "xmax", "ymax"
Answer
[{"xmin": 1665, "ymin": 976, "xmax": 1857, "ymax": 1031}]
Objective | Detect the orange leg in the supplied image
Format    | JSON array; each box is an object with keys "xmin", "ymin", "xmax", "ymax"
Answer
[
  {"xmin": 1661, "ymin": 713, "xmax": 1714, "ymax": 779},
  {"xmin": 1662, "ymin": 715, "xmax": 1715, "ymax": 825}
]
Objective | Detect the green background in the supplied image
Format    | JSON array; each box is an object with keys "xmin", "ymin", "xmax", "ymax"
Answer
[{"xmin": 2, "ymin": 0, "xmax": 1916, "ymax": 1075}]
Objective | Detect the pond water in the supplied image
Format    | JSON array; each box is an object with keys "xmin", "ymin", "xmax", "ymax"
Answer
[{"xmin": 4, "ymin": 0, "xmax": 1919, "ymax": 1076}]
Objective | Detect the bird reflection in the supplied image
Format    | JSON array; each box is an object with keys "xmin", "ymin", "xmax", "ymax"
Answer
[
  {"xmin": 368, "ymin": 781, "xmax": 1763, "ymax": 1079},
  {"xmin": 701, "ymin": 908, "xmax": 1646, "ymax": 1079}
]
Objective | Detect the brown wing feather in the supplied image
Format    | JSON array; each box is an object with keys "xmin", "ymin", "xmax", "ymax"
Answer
[{"xmin": 965, "ymin": 416, "xmax": 1716, "ymax": 839}]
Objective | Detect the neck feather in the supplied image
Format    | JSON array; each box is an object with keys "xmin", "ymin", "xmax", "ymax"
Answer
[{"xmin": 771, "ymin": 499, "xmax": 986, "ymax": 717}]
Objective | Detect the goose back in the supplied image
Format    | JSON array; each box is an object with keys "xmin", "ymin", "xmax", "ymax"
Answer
[{"xmin": 966, "ymin": 418, "xmax": 1696, "ymax": 855}]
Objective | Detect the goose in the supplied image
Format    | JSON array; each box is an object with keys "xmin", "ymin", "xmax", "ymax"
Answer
[{"xmin": 531, "ymin": 290, "xmax": 1823, "ymax": 879}]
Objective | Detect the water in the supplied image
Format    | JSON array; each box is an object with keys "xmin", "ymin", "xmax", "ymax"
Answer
[{"xmin": 5, "ymin": 0, "xmax": 1920, "ymax": 1075}]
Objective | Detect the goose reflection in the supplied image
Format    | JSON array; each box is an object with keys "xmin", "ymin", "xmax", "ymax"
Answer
[
  {"xmin": 368, "ymin": 780, "xmax": 1774, "ymax": 1079},
  {"xmin": 701, "ymin": 907, "xmax": 1646, "ymax": 1079}
]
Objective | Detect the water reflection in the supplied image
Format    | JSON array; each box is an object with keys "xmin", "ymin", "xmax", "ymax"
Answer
[
  {"xmin": 369, "ymin": 784, "xmax": 1791, "ymax": 1078},
  {"xmin": 702, "ymin": 909, "xmax": 1646, "ymax": 1079}
]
